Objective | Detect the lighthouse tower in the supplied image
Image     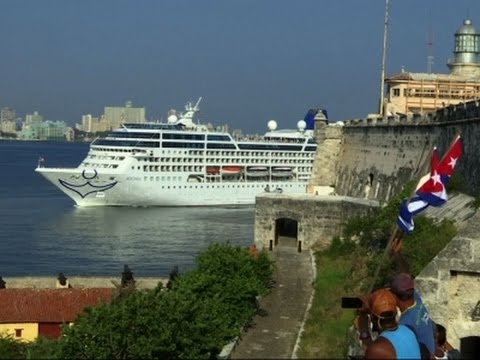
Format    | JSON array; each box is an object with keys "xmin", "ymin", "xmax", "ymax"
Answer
[{"xmin": 447, "ymin": 19, "xmax": 480, "ymax": 77}]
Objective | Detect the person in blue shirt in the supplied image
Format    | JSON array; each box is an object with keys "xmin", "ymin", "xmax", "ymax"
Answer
[
  {"xmin": 363, "ymin": 288, "xmax": 421, "ymax": 359},
  {"xmin": 390, "ymin": 272, "xmax": 436, "ymax": 357},
  {"xmin": 388, "ymin": 235, "xmax": 437, "ymax": 358}
]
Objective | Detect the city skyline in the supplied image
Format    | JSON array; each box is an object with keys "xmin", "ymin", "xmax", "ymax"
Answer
[{"xmin": 1, "ymin": 0, "xmax": 479, "ymax": 134}]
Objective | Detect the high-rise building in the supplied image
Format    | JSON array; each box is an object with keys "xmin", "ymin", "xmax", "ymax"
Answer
[
  {"xmin": 0, "ymin": 107, "xmax": 17, "ymax": 135},
  {"xmin": 76, "ymin": 114, "xmax": 109, "ymax": 133},
  {"xmin": 104, "ymin": 100, "xmax": 146, "ymax": 130},
  {"xmin": 385, "ymin": 19, "xmax": 480, "ymax": 116},
  {"xmin": 25, "ymin": 111, "xmax": 44, "ymax": 124},
  {"xmin": 0, "ymin": 107, "xmax": 15, "ymax": 123}
]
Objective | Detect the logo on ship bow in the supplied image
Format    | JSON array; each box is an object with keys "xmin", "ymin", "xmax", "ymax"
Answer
[{"xmin": 59, "ymin": 169, "xmax": 118, "ymax": 198}]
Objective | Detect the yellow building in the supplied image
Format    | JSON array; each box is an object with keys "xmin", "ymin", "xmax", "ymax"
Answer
[
  {"xmin": 0, "ymin": 120, "xmax": 16, "ymax": 134},
  {"xmin": 104, "ymin": 100, "xmax": 146, "ymax": 130},
  {"xmin": 77, "ymin": 101, "xmax": 146, "ymax": 133},
  {"xmin": 0, "ymin": 288, "xmax": 113, "ymax": 341},
  {"xmin": 76, "ymin": 114, "xmax": 109, "ymax": 133},
  {"xmin": 385, "ymin": 19, "xmax": 480, "ymax": 116}
]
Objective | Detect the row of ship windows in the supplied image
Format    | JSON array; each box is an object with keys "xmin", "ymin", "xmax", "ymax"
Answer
[
  {"xmin": 83, "ymin": 163, "xmax": 119, "ymax": 169},
  {"xmin": 88, "ymin": 155, "xmax": 126, "ymax": 161},
  {"xmin": 138, "ymin": 154, "xmax": 313, "ymax": 162},
  {"xmin": 186, "ymin": 150, "xmax": 315, "ymax": 157},
  {"xmin": 92, "ymin": 148, "xmax": 315, "ymax": 157},
  {"xmin": 138, "ymin": 158, "xmax": 313, "ymax": 164},
  {"xmin": 108, "ymin": 132, "xmax": 231, "ymax": 141},
  {"xmin": 108, "ymin": 132, "xmax": 316, "ymax": 145},
  {"xmin": 140, "ymin": 178, "xmax": 297, "ymax": 189},
  {"xmin": 85, "ymin": 157, "xmax": 313, "ymax": 166},
  {"xmin": 110, "ymin": 129, "xmax": 317, "ymax": 146},
  {"xmin": 94, "ymin": 139, "xmax": 314, "ymax": 151},
  {"xmin": 138, "ymin": 166, "xmax": 312, "ymax": 172}
]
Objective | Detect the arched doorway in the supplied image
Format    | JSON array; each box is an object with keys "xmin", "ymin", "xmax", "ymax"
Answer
[{"xmin": 275, "ymin": 218, "xmax": 298, "ymax": 247}]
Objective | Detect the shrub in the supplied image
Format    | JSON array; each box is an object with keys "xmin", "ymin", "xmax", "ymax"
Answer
[
  {"xmin": 0, "ymin": 334, "xmax": 27, "ymax": 359},
  {"xmin": 56, "ymin": 242, "xmax": 274, "ymax": 359}
]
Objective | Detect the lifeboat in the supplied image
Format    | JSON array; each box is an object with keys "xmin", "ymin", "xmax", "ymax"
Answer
[
  {"xmin": 246, "ymin": 166, "xmax": 269, "ymax": 177},
  {"xmin": 271, "ymin": 167, "xmax": 293, "ymax": 177},
  {"xmin": 206, "ymin": 166, "xmax": 220, "ymax": 175},
  {"xmin": 222, "ymin": 166, "xmax": 243, "ymax": 175}
]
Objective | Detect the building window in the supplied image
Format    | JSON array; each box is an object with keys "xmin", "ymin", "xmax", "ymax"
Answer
[
  {"xmin": 392, "ymin": 88, "xmax": 400, "ymax": 97},
  {"xmin": 15, "ymin": 329, "xmax": 23, "ymax": 337}
]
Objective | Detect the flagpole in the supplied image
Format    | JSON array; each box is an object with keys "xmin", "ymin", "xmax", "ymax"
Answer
[
  {"xmin": 368, "ymin": 227, "xmax": 404, "ymax": 293},
  {"xmin": 439, "ymin": 134, "xmax": 462, "ymax": 164},
  {"xmin": 368, "ymin": 148, "xmax": 433, "ymax": 293}
]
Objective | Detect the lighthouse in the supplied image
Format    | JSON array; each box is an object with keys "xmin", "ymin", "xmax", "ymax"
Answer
[{"xmin": 447, "ymin": 19, "xmax": 480, "ymax": 77}]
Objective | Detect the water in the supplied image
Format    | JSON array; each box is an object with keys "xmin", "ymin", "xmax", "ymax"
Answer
[{"xmin": 0, "ymin": 140, "xmax": 254, "ymax": 277}]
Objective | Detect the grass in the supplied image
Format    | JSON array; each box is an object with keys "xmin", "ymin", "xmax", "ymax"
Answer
[{"xmin": 297, "ymin": 250, "xmax": 369, "ymax": 359}]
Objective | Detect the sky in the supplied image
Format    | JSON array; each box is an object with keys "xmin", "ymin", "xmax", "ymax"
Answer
[{"xmin": 1, "ymin": 0, "xmax": 479, "ymax": 134}]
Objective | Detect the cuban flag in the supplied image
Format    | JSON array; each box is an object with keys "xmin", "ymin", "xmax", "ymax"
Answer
[
  {"xmin": 397, "ymin": 136, "xmax": 463, "ymax": 233},
  {"xmin": 438, "ymin": 135, "xmax": 463, "ymax": 186},
  {"xmin": 416, "ymin": 148, "xmax": 447, "ymax": 207},
  {"xmin": 397, "ymin": 196, "xmax": 429, "ymax": 233}
]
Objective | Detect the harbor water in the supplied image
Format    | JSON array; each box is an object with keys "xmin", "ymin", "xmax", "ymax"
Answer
[{"xmin": 0, "ymin": 140, "xmax": 254, "ymax": 277}]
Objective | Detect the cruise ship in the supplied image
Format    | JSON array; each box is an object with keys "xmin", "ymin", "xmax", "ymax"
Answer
[{"xmin": 36, "ymin": 99, "xmax": 326, "ymax": 207}]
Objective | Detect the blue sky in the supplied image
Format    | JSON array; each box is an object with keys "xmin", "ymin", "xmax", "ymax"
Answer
[{"xmin": 1, "ymin": 0, "xmax": 479, "ymax": 133}]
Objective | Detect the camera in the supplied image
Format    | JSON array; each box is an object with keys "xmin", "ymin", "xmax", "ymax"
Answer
[{"xmin": 341, "ymin": 296, "xmax": 364, "ymax": 309}]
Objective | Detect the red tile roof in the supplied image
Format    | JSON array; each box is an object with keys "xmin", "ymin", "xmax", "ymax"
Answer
[{"xmin": 0, "ymin": 288, "xmax": 114, "ymax": 323}]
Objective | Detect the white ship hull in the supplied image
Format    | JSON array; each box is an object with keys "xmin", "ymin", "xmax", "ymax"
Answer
[{"xmin": 35, "ymin": 167, "xmax": 307, "ymax": 207}]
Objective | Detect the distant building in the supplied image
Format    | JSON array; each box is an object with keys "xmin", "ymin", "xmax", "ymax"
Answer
[
  {"xmin": 76, "ymin": 114, "xmax": 109, "ymax": 133},
  {"xmin": 0, "ymin": 107, "xmax": 17, "ymax": 136},
  {"xmin": 25, "ymin": 111, "xmax": 44, "ymax": 124},
  {"xmin": 104, "ymin": 100, "xmax": 146, "ymax": 130},
  {"xmin": 0, "ymin": 120, "xmax": 16, "ymax": 134},
  {"xmin": 0, "ymin": 107, "xmax": 15, "ymax": 123},
  {"xmin": 77, "ymin": 101, "xmax": 146, "ymax": 134},
  {"xmin": 21, "ymin": 119, "xmax": 69, "ymax": 141},
  {"xmin": 65, "ymin": 127, "xmax": 75, "ymax": 142},
  {"xmin": 385, "ymin": 19, "xmax": 480, "ymax": 116}
]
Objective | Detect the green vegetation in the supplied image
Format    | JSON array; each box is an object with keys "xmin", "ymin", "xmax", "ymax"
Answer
[
  {"xmin": 0, "ymin": 334, "xmax": 27, "ymax": 359},
  {"xmin": 0, "ymin": 243, "xmax": 274, "ymax": 360},
  {"xmin": 446, "ymin": 171, "xmax": 468, "ymax": 194},
  {"xmin": 297, "ymin": 185, "xmax": 458, "ymax": 358}
]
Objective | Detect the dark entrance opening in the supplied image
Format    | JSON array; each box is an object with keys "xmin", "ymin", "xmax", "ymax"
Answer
[
  {"xmin": 275, "ymin": 218, "xmax": 298, "ymax": 247},
  {"xmin": 460, "ymin": 336, "xmax": 480, "ymax": 359}
]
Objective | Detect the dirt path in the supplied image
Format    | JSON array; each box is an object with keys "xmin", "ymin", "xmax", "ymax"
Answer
[{"xmin": 230, "ymin": 246, "xmax": 314, "ymax": 359}]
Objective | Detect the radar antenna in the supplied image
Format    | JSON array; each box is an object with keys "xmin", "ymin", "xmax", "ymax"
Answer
[
  {"xmin": 193, "ymin": 97, "xmax": 202, "ymax": 111},
  {"xmin": 426, "ymin": 11, "xmax": 434, "ymax": 73},
  {"xmin": 379, "ymin": 0, "xmax": 389, "ymax": 117}
]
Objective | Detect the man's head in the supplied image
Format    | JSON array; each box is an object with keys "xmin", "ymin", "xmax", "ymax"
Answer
[
  {"xmin": 369, "ymin": 288, "xmax": 398, "ymax": 330},
  {"xmin": 390, "ymin": 273, "xmax": 415, "ymax": 300}
]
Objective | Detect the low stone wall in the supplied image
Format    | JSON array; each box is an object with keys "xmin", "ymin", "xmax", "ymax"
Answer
[
  {"xmin": 255, "ymin": 193, "xmax": 379, "ymax": 251},
  {"xmin": 2, "ymin": 276, "xmax": 167, "ymax": 290}
]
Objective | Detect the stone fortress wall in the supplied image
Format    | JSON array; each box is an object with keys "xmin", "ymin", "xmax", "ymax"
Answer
[
  {"xmin": 309, "ymin": 100, "xmax": 480, "ymax": 350},
  {"xmin": 311, "ymin": 100, "xmax": 480, "ymax": 202}
]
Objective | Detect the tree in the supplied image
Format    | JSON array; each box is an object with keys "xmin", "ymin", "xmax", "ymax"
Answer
[
  {"xmin": 56, "ymin": 242, "xmax": 275, "ymax": 359},
  {"xmin": 0, "ymin": 334, "xmax": 27, "ymax": 359}
]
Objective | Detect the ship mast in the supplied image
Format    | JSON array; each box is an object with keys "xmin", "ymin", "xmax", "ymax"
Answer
[{"xmin": 379, "ymin": 0, "xmax": 390, "ymax": 117}]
